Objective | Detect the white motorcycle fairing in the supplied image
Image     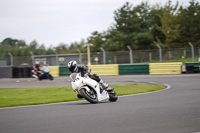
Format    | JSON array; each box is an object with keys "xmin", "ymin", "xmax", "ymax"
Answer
[{"xmin": 71, "ymin": 73, "xmax": 109, "ymax": 102}]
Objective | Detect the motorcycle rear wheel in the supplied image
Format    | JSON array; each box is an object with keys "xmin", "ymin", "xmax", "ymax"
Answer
[{"xmin": 80, "ymin": 88, "xmax": 98, "ymax": 104}]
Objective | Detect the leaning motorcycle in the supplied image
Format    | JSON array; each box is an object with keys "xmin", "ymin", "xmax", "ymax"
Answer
[
  {"xmin": 32, "ymin": 70, "xmax": 54, "ymax": 81},
  {"xmin": 38, "ymin": 72, "xmax": 54, "ymax": 81},
  {"xmin": 70, "ymin": 73, "xmax": 118, "ymax": 104}
]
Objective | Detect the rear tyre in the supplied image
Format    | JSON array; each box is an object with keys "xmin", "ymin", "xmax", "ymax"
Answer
[
  {"xmin": 80, "ymin": 88, "xmax": 98, "ymax": 104},
  {"xmin": 108, "ymin": 90, "xmax": 118, "ymax": 102},
  {"xmin": 38, "ymin": 76, "xmax": 43, "ymax": 81}
]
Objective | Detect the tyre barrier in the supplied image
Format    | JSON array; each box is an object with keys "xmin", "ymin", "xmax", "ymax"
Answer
[
  {"xmin": 13, "ymin": 67, "xmax": 32, "ymax": 78},
  {"xmin": 0, "ymin": 67, "xmax": 33, "ymax": 78}
]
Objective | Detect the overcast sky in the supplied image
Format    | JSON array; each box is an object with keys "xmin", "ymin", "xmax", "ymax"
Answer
[{"xmin": 0, "ymin": 0, "xmax": 191, "ymax": 47}]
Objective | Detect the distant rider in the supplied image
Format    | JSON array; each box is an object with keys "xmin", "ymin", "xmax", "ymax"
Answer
[
  {"xmin": 39, "ymin": 64, "xmax": 51, "ymax": 79},
  {"xmin": 32, "ymin": 64, "xmax": 41, "ymax": 78},
  {"xmin": 40, "ymin": 64, "xmax": 50, "ymax": 74}
]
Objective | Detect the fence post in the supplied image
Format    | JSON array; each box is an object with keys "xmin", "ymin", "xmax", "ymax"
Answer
[
  {"xmin": 188, "ymin": 42, "xmax": 194, "ymax": 62},
  {"xmin": 127, "ymin": 45, "xmax": 133, "ymax": 64},
  {"xmin": 199, "ymin": 48, "xmax": 200, "ymax": 57},
  {"xmin": 100, "ymin": 47, "xmax": 106, "ymax": 64},
  {"xmin": 77, "ymin": 49, "xmax": 82, "ymax": 64},
  {"xmin": 30, "ymin": 51, "xmax": 34, "ymax": 66},
  {"xmin": 8, "ymin": 53, "xmax": 13, "ymax": 66},
  {"xmin": 168, "ymin": 51, "xmax": 171, "ymax": 60},
  {"xmin": 183, "ymin": 50, "xmax": 186, "ymax": 58},
  {"xmin": 54, "ymin": 51, "xmax": 58, "ymax": 66},
  {"xmin": 149, "ymin": 52, "xmax": 152, "ymax": 62},
  {"xmin": 156, "ymin": 44, "xmax": 162, "ymax": 63},
  {"xmin": 84, "ymin": 43, "xmax": 93, "ymax": 66}
]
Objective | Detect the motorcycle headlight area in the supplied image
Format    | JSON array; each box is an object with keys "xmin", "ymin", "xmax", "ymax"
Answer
[
  {"xmin": 70, "ymin": 73, "xmax": 78, "ymax": 81},
  {"xmin": 75, "ymin": 78, "xmax": 80, "ymax": 82}
]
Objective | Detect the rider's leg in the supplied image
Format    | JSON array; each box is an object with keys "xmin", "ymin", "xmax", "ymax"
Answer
[
  {"xmin": 32, "ymin": 75, "xmax": 38, "ymax": 78},
  {"xmin": 90, "ymin": 74, "xmax": 110, "ymax": 90},
  {"xmin": 99, "ymin": 79, "xmax": 109, "ymax": 89}
]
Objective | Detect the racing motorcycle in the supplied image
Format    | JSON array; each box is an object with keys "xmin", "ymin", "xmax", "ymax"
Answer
[
  {"xmin": 32, "ymin": 70, "xmax": 54, "ymax": 81},
  {"xmin": 70, "ymin": 73, "xmax": 118, "ymax": 104},
  {"xmin": 38, "ymin": 71, "xmax": 54, "ymax": 81}
]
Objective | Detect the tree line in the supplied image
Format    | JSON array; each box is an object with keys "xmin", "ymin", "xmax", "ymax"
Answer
[{"xmin": 0, "ymin": 0, "xmax": 200, "ymax": 57}]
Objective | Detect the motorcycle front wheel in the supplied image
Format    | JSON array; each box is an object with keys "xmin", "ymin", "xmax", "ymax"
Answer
[
  {"xmin": 49, "ymin": 75, "xmax": 54, "ymax": 80},
  {"xmin": 80, "ymin": 88, "xmax": 98, "ymax": 104},
  {"xmin": 108, "ymin": 90, "xmax": 118, "ymax": 102}
]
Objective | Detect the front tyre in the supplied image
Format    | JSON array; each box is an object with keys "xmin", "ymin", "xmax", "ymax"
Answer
[
  {"xmin": 108, "ymin": 90, "xmax": 118, "ymax": 102},
  {"xmin": 80, "ymin": 88, "xmax": 98, "ymax": 104},
  {"xmin": 49, "ymin": 75, "xmax": 54, "ymax": 80}
]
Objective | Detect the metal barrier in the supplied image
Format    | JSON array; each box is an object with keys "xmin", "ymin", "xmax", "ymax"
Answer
[
  {"xmin": 49, "ymin": 66, "xmax": 59, "ymax": 77},
  {"xmin": 185, "ymin": 63, "xmax": 200, "ymax": 73},
  {"xmin": 119, "ymin": 64, "xmax": 149, "ymax": 75},
  {"xmin": 59, "ymin": 66, "xmax": 71, "ymax": 76},
  {"xmin": 88, "ymin": 64, "xmax": 119, "ymax": 76},
  {"xmin": 149, "ymin": 62, "xmax": 182, "ymax": 74}
]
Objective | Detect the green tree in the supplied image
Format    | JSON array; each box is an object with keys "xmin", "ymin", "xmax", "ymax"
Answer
[
  {"xmin": 103, "ymin": 2, "xmax": 154, "ymax": 50},
  {"xmin": 107, "ymin": 2, "xmax": 139, "ymax": 50},
  {"xmin": 150, "ymin": 5, "xmax": 166, "ymax": 45},
  {"xmin": 154, "ymin": 1, "xmax": 181, "ymax": 48},
  {"xmin": 87, "ymin": 31, "xmax": 107, "ymax": 52},
  {"xmin": 29, "ymin": 40, "xmax": 38, "ymax": 50},
  {"xmin": 67, "ymin": 39, "xmax": 86, "ymax": 53},
  {"xmin": 178, "ymin": 0, "xmax": 200, "ymax": 46},
  {"xmin": 1, "ymin": 38, "xmax": 26, "ymax": 47},
  {"xmin": 54, "ymin": 43, "xmax": 68, "ymax": 54}
]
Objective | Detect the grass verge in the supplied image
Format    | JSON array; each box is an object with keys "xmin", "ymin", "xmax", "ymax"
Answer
[{"xmin": 0, "ymin": 84, "xmax": 166, "ymax": 108}]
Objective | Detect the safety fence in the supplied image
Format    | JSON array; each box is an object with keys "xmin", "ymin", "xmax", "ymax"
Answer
[
  {"xmin": 1, "ymin": 47, "xmax": 200, "ymax": 67},
  {"xmin": 1, "ymin": 62, "xmax": 200, "ymax": 78}
]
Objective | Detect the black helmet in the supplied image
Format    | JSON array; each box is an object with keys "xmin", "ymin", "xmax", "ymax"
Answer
[{"xmin": 68, "ymin": 60, "xmax": 78, "ymax": 72}]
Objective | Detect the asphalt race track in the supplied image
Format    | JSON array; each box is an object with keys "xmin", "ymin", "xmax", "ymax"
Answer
[{"xmin": 0, "ymin": 74, "xmax": 200, "ymax": 133}]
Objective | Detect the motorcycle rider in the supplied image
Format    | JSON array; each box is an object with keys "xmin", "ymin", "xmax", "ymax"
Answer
[
  {"xmin": 32, "ymin": 64, "xmax": 41, "ymax": 78},
  {"xmin": 68, "ymin": 60, "xmax": 109, "ymax": 91},
  {"xmin": 39, "ymin": 64, "xmax": 52, "ymax": 79},
  {"xmin": 40, "ymin": 64, "xmax": 50, "ymax": 74}
]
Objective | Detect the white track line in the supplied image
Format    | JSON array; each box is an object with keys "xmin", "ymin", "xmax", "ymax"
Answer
[{"xmin": 0, "ymin": 83, "xmax": 171, "ymax": 110}]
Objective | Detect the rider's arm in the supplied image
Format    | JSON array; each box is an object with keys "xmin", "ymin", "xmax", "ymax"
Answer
[{"xmin": 79, "ymin": 66, "xmax": 91, "ymax": 77}]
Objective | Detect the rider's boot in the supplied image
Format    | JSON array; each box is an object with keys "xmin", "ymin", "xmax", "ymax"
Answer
[
  {"xmin": 32, "ymin": 74, "xmax": 38, "ymax": 79},
  {"xmin": 99, "ymin": 80, "xmax": 109, "ymax": 90}
]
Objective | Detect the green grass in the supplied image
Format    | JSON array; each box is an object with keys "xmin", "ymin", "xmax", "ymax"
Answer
[
  {"xmin": 112, "ymin": 84, "xmax": 166, "ymax": 96},
  {"xmin": 0, "ymin": 84, "xmax": 166, "ymax": 108}
]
